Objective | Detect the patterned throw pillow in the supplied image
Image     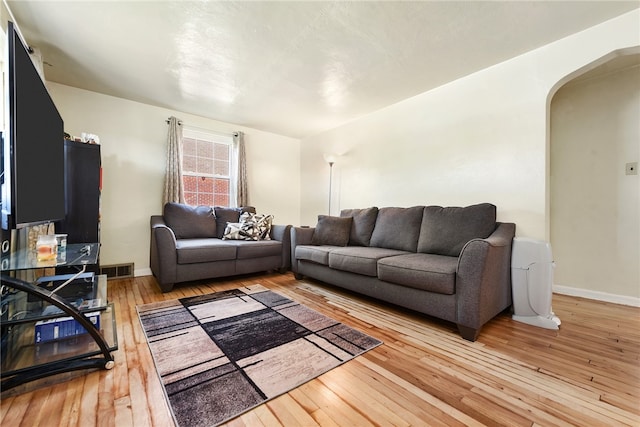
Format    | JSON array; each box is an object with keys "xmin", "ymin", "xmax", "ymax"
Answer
[
  {"xmin": 245, "ymin": 212, "xmax": 273, "ymax": 240},
  {"xmin": 222, "ymin": 212, "xmax": 273, "ymax": 241},
  {"xmin": 214, "ymin": 206, "xmax": 256, "ymax": 239},
  {"xmin": 222, "ymin": 222, "xmax": 251, "ymax": 240}
]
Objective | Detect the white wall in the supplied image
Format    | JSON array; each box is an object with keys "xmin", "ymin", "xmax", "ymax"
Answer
[
  {"xmin": 551, "ymin": 64, "xmax": 639, "ymax": 300},
  {"xmin": 299, "ymin": 10, "xmax": 639, "ymax": 300},
  {"xmin": 48, "ymin": 83, "xmax": 300, "ymax": 275},
  {"xmin": 301, "ymin": 11, "xmax": 639, "ymax": 237}
]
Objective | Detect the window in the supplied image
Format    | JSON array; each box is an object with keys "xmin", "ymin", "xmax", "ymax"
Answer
[{"xmin": 181, "ymin": 128, "xmax": 236, "ymax": 207}]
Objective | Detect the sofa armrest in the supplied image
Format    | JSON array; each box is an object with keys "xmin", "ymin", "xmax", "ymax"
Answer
[
  {"xmin": 290, "ymin": 227, "xmax": 315, "ymax": 274},
  {"xmin": 270, "ymin": 224, "xmax": 292, "ymax": 270},
  {"xmin": 455, "ymin": 222, "xmax": 516, "ymax": 340},
  {"xmin": 150, "ymin": 215, "xmax": 178, "ymax": 292}
]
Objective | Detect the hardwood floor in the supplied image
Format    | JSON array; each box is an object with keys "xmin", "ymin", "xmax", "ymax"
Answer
[{"xmin": 1, "ymin": 272, "xmax": 639, "ymax": 426}]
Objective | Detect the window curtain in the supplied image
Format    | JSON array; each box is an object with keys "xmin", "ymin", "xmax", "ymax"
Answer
[
  {"xmin": 234, "ymin": 131, "xmax": 248, "ymax": 207},
  {"xmin": 163, "ymin": 116, "xmax": 185, "ymax": 205}
]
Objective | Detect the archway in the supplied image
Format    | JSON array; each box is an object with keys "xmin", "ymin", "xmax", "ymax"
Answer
[{"xmin": 547, "ymin": 49, "xmax": 639, "ymax": 304}]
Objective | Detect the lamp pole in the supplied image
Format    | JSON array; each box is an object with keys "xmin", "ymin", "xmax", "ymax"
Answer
[{"xmin": 328, "ymin": 161, "xmax": 334, "ymax": 215}]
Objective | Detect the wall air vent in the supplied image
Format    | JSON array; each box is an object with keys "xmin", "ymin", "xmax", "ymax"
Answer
[{"xmin": 100, "ymin": 263, "xmax": 134, "ymax": 279}]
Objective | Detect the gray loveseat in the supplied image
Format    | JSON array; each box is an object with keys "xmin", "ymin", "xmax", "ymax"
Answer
[
  {"xmin": 291, "ymin": 203, "xmax": 515, "ymax": 341},
  {"xmin": 150, "ymin": 203, "xmax": 291, "ymax": 292}
]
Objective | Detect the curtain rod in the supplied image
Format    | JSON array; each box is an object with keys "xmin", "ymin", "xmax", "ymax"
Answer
[{"xmin": 165, "ymin": 118, "xmax": 239, "ymax": 137}]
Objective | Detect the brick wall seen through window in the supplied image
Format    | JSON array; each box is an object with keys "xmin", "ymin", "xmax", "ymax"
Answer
[{"xmin": 182, "ymin": 129, "xmax": 233, "ymax": 207}]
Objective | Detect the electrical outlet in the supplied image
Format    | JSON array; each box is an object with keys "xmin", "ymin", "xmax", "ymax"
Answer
[{"xmin": 626, "ymin": 162, "xmax": 638, "ymax": 175}]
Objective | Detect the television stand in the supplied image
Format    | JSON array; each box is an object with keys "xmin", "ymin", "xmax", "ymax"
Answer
[{"xmin": 0, "ymin": 243, "xmax": 117, "ymax": 390}]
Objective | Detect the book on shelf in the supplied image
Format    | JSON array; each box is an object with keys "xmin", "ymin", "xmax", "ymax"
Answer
[{"xmin": 34, "ymin": 311, "xmax": 101, "ymax": 344}]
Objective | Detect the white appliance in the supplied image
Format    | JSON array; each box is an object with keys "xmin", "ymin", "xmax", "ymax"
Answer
[{"xmin": 510, "ymin": 237, "xmax": 561, "ymax": 329}]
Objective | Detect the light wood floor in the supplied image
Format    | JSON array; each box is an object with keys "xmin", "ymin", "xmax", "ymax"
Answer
[{"xmin": 1, "ymin": 272, "xmax": 639, "ymax": 426}]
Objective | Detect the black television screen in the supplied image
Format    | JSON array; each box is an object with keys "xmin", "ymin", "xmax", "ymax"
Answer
[{"xmin": 1, "ymin": 22, "xmax": 64, "ymax": 230}]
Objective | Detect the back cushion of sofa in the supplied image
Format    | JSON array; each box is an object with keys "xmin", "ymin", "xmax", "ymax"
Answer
[
  {"xmin": 214, "ymin": 206, "xmax": 256, "ymax": 239},
  {"xmin": 417, "ymin": 203, "xmax": 496, "ymax": 257},
  {"xmin": 311, "ymin": 215, "xmax": 353, "ymax": 246},
  {"xmin": 163, "ymin": 203, "xmax": 216, "ymax": 239},
  {"xmin": 340, "ymin": 207, "xmax": 378, "ymax": 246},
  {"xmin": 369, "ymin": 206, "xmax": 424, "ymax": 252}
]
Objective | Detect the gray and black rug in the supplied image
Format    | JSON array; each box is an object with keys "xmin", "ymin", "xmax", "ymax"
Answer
[{"xmin": 137, "ymin": 284, "xmax": 382, "ymax": 427}]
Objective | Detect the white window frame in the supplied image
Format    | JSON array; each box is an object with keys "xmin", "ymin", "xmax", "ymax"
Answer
[{"xmin": 181, "ymin": 127, "xmax": 238, "ymax": 207}]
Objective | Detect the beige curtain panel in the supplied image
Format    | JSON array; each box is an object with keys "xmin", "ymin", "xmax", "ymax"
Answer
[
  {"xmin": 163, "ymin": 116, "xmax": 185, "ymax": 205},
  {"xmin": 235, "ymin": 131, "xmax": 248, "ymax": 207}
]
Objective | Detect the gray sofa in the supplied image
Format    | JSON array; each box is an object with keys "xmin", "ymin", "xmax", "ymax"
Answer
[
  {"xmin": 150, "ymin": 203, "xmax": 291, "ymax": 292},
  {"xmin": 291, "ymin": 203, "xmax": 515, "ymax": 341}
]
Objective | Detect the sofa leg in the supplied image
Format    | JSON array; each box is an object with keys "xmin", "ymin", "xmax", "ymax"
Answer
[
  {"xmin": 293, "ymin": 272, "xmax": 304, "ymax": 280},
  {"xmin": 457, "ymin": 325, "xmax": 480, "ymax": 342},
  {"xmin": 277, "ymin": 267, "xmax": 288, "ymax": 274},
  {"xmin": 159, "ymin": 282, "xmax": 174, "ymax": 293}
]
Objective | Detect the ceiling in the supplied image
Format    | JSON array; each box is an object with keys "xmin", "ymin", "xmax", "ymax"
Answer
[{"xmin": 7, "ymin": 1, "xmax": 639, "ymax": 139}]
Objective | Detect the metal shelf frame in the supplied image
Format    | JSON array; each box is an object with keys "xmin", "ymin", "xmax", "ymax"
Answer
[{"xmin": 1, "ymin": 243, "xmax": 117, "ymax": 390}]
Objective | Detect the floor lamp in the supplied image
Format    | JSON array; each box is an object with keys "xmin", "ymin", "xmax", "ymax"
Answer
[{"xmin": 324, "ymin": 154, "xmax": 336, "ymax": 215}]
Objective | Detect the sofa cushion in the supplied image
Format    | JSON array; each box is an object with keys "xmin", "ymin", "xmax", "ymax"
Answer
[
  {"xmin": 340, "ymin": 207, "xmax": 378, "ymax": 246},
  {"xmin": 163, "ymin": 203, "xmax": 216, "ymax": 239},
  {"xmin": 224, "ymin": 239, "xmax": 282, "ymax": 259},
  {"xmin": 214, "ymin": 206, "xmax": 256, "ymax": 238},
  {"xmin": 295, "ymin": 245, "xmax": 338, "ymax": 266},
  {"xmin": 377, "ymin": 253, "xmax": 458, "ymax": 294},
  {"xmin": 418, "ymin": 203, "xmax": 496, "ymax": 257},
  {"xmin": 176, "ymin": 238, "xmax": 237, "ymax": 264},
  {"xmin": 369, "ymin": 206, "xmax": 424, "ymax": 252},
  {"xmin": 311, "ymin": 215, "xmax": 352, "ymax": 246},
  {"xmin": 328, "ymin": 247, "xmax": 409, "ymax": 277}
]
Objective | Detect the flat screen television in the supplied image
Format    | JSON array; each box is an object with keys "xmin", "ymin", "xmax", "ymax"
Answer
[{"xmin": 1, "ymin": 21, "xmax": 65, "ymax": 233}]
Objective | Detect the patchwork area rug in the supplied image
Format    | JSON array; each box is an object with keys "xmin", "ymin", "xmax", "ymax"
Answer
[{"xmin": 137, "ymin": 284, "xmax": 382, "ymax": 427}]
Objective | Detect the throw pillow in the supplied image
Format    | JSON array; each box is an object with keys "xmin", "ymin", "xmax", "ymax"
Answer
[
  {"xmin": 223, "ymin": 222, "xmax": 253, "ymax": 240},
  {"xmin": 311, "ymin": 215, "xmax": 352, "ymax": 246},
  {"xmin": 417, "ymin": 203, "xmax": 497, "ymax": 257},
  {"xmin": 223, "ymin": 212, "xmax": 274, "ymax": 241},
  {"xmin": 163, "ymin": 203, "xmax": 216, "ymax": 239},
  {"xmin": 214, "ymin": 206, "xmax": 256, "ymax": 238},
  {"xmin": 241, "ymin": 212, "xmax": 274, "ymax": 240},
  {"xmin": 340, "ymin": 207, "xmax": 378, "ymax": 246}
]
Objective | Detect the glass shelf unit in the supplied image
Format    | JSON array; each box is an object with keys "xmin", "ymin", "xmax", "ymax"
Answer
[
  {"xmin": 1, "ymin": 242, "xmax": 100, "ymax": 271},
  {"xmin": 1, "ymin": 243, "xmax": 118, "ymax": 390}
]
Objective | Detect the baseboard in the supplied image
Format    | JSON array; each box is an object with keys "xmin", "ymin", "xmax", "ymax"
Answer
[
  {"xmin": 135, "ymin": 267, "xmax": 152, "ymax": 277},
  {"xmin": 553, "ymin": 285, "xmax": 640, "ymax": 307}
]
